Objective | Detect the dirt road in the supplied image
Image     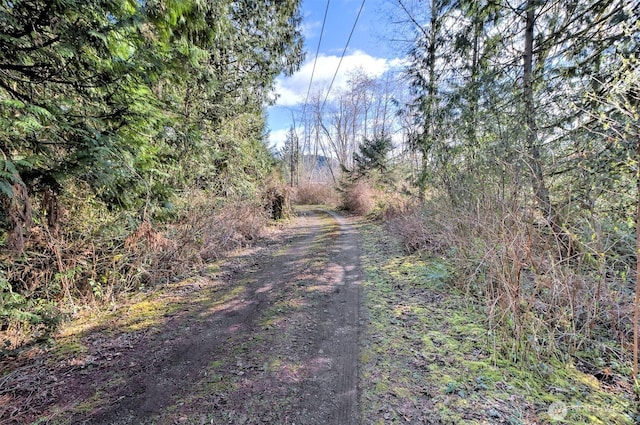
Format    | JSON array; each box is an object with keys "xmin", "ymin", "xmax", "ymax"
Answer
[{"xmin": 1, "ymin": 208, "xmax": 362, "ymax": 425}]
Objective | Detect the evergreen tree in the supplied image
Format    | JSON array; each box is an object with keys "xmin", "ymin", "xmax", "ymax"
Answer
[
  {"xmin": 0, "ymin": 0, "xmax": 304, "ymax": 251},
  {"xmin": 353, "ymin": 134, "xmax": 393, "ymax": 177}
]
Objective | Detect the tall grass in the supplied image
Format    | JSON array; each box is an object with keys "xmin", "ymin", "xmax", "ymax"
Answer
[
  {"xmin": 293, "ymin": 182, "xmax": 339, "ymax": 206},
  {"xmin": 341, "ymin": 180, "xmax": 377, "ymax": 216},
  {"xmin": 1, "ymin": 188, "xmax": 275, "ymax": 351},
  {"xmin": 385, "ymin": 194, "xmax": 633, "ymax": 369}
]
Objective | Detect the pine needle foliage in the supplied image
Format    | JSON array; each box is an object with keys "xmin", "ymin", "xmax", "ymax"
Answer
[{"xmin": 0, "ymin": 0, "xmax": 304, "ymax": 340}]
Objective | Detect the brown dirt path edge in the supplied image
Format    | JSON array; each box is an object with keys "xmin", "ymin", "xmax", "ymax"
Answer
[{"xmin": 80, "ymin": 207, "xmax": 363, "ymax": 425}]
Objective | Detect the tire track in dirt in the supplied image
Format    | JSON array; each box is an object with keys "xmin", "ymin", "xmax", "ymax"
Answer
[
  {"xmin": 86, "ymin": 208, "xmax": 362, "ymax": 425},
  {"xmin": 325, "ymin": 210, "xmax": 361, "ymax": 425}
]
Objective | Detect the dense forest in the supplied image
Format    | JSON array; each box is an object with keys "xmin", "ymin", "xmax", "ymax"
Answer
[
  {"xmin": 284, "ymin": 0, "xmax": 640, "ymax": 381},
  {"xmin": 2, "ymin": 0, "xmax": 640, "ymax": 392},
  {"xmin": 1, "ymin": 0, "xmax": 303, "ymax": 342}
]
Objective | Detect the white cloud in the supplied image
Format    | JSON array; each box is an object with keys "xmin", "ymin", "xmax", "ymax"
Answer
[
  {"xmin": 267, "ymin": 125, "xmax": 308, "ymax": 151},
  {"xmin": 268, "ymin": 128, "xmax": 290, "ymax": 150},
  {"xmin": 301, "ymin": 19, "xmax": 321, "ymax": 40},
  {"xmin": 388, "ymin": 57, "xmax": 410, "ymax": 68},
  {"xmin": 272, "ymin": 50, "xmax": 405, "ymax": 107}
]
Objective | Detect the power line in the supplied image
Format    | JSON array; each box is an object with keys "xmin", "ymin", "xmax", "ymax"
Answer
[
  {"xmin": 321, "ymin": 0, "xmax": 367, "ymax": 112},
  {"xmin": 301, "ymin": 0, "xmax": 331, "ymax": 124}
]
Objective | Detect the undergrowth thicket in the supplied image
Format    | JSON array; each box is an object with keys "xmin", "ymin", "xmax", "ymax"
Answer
[
  {"xmin": 293, "ymin": 182, "xmax": 339, "ymax": 207},
  {"xmin": 0, "ymin": 0, "xmax": 304, "ymax": 353},
  {"xmin": 358, "ymin": 218, "xmax": 636, "ymax": 424},
  {"xmin": 384, "ymin": 195, "xmax": 634, "ymax": 374},
  {"xmin": 324, "ymin": 154, "xmax": 639, "ymax": 416},
  {"xmin": 1, "ymin": 183, "xmax": 289, "ymax": 352}
]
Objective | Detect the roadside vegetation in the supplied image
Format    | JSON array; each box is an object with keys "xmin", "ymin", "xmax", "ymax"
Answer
[
  {"xmin": 2, "ymin": 0, "xmax": 640, "ymax": 423},
  {"xmin": 1, "ymin": 0, "xmax": 302, "ymax": 352},
  {"xmin": 287, "ymin": 0, "xmax": 640, "ymax": 417},
  {"xmin": 358, "ymin": 213, "xmax": 636, "ymax": 424}
]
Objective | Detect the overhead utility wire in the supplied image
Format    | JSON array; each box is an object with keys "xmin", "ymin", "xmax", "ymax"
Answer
[
  {"xmin": 321, "ymin": 0, "xmax": 367, "ymax": 112},
  {"xmin": 301, "ymin": 0, "xmax": 331, "ymax": 122}
]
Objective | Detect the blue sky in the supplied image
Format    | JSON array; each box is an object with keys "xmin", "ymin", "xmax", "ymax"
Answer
[{"xmin": 267, "ymin": 0, "xmax": 406, "ymax": 148}]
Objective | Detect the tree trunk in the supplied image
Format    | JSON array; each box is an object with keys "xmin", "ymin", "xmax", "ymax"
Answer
[
  {"xmin": 5, "ymin": 180, "xmax": 32, "ymax": 254},
  {"xmin": 43, "ymin": 185, "xmax": 60, "ymax": 236},
  {"xmin": 523, "ymin": 0, "xmax": 568, "ymax": 257},
  {"xmin": 417, "ymin": 0, "xmax": 439, "ymax": 195},
  {"xmin": 634, "ymin": 132, "xmax": 640, "ymax": 381}
]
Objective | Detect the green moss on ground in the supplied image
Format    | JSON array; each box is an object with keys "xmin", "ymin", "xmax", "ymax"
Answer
[{"xmin": 358, "ymin": 221, "xmax": 637, "ymax": 424}]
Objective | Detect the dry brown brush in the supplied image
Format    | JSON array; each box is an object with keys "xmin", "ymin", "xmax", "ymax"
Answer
[
  {"xmin": 293, "ymin": 182, "xmax": 338, "ymax": 206},
  {"xmin": 340, "ymin": 179, "xmax": 378, "ymax": 216},
  {"xmin": 386, "ymin": 194, "xmax": 633, "ymax": 369},
  {"xmin": 1, "ymin": 187, "xmax": 278, "ymax": 351}
]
